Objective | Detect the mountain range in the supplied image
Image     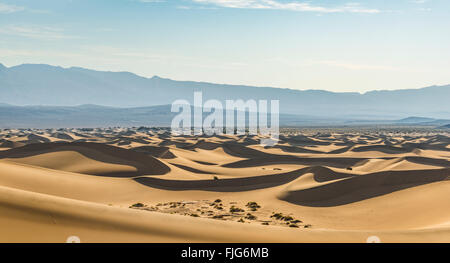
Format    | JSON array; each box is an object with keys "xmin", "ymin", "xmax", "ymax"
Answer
[{"xmin": 0, "ymin": 63, "xmax": 449, "ymax": 128}]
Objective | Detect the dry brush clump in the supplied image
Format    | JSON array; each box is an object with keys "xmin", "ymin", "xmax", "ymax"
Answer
[
  {"xmin": 129, "ymin": 203, "xmax": 145, "ymax": 208},
  {"xmin": 245, "ymin": 213, "xmax": 257, "ymax": 220},
  {"xmin": 246, "ymin": 202, "xmax": 261, "ymax": 211},
  {"xmin": 230, "ymin": 206, "xmax": 245, "ymax": 213}
]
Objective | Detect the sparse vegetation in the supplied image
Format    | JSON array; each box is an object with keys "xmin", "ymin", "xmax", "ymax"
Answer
[{"xmin": 128, "ymin": 200, "xmax": 310, "ymax": 229}]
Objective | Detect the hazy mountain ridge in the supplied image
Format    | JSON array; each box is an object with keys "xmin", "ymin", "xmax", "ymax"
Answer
[
  {"xmin": 397, "ymin": 117, "xmax": 450, "ymax": 126},
  {"xmin": 0, "ymin": 103, "xmax": 448, "ymax": 129},
  {"xmin": 0, "ymin": 104, "xmax": 350, "ymax": 128},
  {"xmin": 0, "ymin": 63, "xmax": 449, "ymax": 120}
]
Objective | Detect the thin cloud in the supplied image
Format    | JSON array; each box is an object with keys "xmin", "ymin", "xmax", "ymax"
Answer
[
  {"xmin": 191, "ymin": 0, "xmax": 381, "ymax": 13},
  {"xmin": 137, "ymin": 0, "xmax": 165, "ymax": 2},
  {"xmin": 0, "ymin": 25, "xmax": 78, "ymax": 40},
  {"xmin": 0, "ymin": 2, "xmax": 24, "ymax": 13}
]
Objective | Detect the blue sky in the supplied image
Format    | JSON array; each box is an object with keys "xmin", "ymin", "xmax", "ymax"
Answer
[{"xmin": 0, "ymin": 0, "xmax": 449, "ymax": 92}]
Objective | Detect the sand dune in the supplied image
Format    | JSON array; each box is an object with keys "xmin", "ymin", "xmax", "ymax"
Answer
[
  {"xmin": 0, "ymin": 142, "xmax": 170, "ymax": 177},
  {"xmin": 0, "ymin": 127, "xmax": 449, "ymax": 242},
  {"xmin": 279, "ymin": 168, "xmax": 449, "ymax": 207}
]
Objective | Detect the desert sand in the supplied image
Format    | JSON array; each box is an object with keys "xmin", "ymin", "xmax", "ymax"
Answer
[{"xmin": 0, "ymin": 127, "xmax": 449, "ymax": 243}]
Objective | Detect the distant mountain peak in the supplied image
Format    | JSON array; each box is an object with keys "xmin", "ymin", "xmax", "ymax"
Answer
[
  {"xmin": 0, "ymin": 63, "xmax": 6, "ymax": 70},
  {"xmin": 10, "ymin": 63, "xmax": 65, "ymax": 71}
]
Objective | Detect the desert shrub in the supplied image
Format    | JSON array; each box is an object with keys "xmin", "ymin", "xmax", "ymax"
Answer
[
  {"xmin": 246, "ymin": 202, "xmax": 261, "ymax": 211},
  {"xmin": 212, "ymin": 202, "xmax": 223, "ymax": 210},
  {"xmin": 230, "ymin": 206, "xmax": 245, "ymax": 213},
  {"xmin": 129, "ymin": 203, "xmax": 145, "ymax": 208},
  {"xmin": 283, "ymin": 216, "xmax": 294, "ymax": 221},
  {"xmin": 245, "ymin": 213, "xmax": 257, "ymax": 220},
  {"xmin": 271, "ymin": 212, "xmax": 296, "ymax": 221},
  {"xmin": 271, "ymin": 213, "xmax": 283, "ymax": 220},
  {"xmin": 169, "ymin": 202, "xmax": 180, "ymax": 208}
]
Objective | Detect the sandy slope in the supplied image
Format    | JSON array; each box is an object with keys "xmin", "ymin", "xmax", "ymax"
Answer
[{"xmin": 0, "ymin": 128, "xmax": 449, "ymax": 243}]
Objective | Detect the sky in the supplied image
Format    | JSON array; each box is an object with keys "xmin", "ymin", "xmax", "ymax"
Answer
[{"xmin": 0, "ymin": 0, "xmax": 449, "ymax": 92}]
